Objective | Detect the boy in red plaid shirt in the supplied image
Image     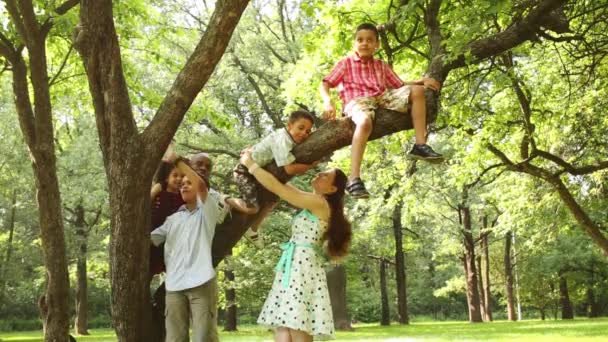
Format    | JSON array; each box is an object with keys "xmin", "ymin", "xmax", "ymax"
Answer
[{"xmin": 320, "ymin": 23, "xmax": 443, "ymax": 199}]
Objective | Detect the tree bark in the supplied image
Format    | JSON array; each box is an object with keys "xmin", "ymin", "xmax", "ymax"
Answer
[
  {"xmin": 379, "ymin": 259, "xmax": 390, "ymax": 326},
  {"xmin": 74, "ymin": 204, "xmax": 89, "ymax": 335},
  {"xmin": 2, "ymin": 1, "xmax": 71, "ymax": 340},
  {"xmin": 559, "ymin": 273, "xmax": 574, "ymax": 319},
  {"xmin": 326, "ymin": 264, "xmax": 353, "ymax": 330},
  {"xmin": 392, "ymin": 202, "xmax": 409, "ymax": 324},
  {"xmin": 223, "ymin": 253, "xmax": 237, "ymax": 331},
  {"xmin": 504, "ymin": 231, "xmax": 516, "ymax": 321},
  {"xmin": 461, "ymin": 205, "xmax": 482, "ymax": 323},
  {"xmin": 0, "ymin": 189, "xmax": 17, "ymax": 307}
]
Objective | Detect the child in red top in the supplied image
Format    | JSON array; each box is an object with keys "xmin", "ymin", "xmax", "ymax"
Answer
[
  {"xmin": 149, "ymin": 162, "xmax": 184, "ymax": 277},
  {"xmin": 320, "ymin": 23, "xmax": 443, "ymax": 199}
]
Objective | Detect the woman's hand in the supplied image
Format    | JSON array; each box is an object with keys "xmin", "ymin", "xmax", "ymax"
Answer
[
  {"xmin": 162, "ymin": 142, "xmax": 178, "ymax": 163},
  {"xmin": 240, "ymin": 148, "xmax": 254, "ymax": 168}
]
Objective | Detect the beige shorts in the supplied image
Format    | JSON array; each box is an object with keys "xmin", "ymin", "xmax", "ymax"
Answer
[{"xmin": 344, "ymin": 85, "xmax": 412, "ymax": 120}]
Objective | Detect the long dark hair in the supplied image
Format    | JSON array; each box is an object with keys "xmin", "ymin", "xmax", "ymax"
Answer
[
  {"xmin": 322, "ymin": 168, "xmax": 352, "ymax": 259},
  {"xmin": 153, "ymin": 161, "xmax": 176, "ymax": 191}
]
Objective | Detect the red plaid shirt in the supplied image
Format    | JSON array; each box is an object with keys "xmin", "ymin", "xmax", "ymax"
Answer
[{"xmin": 323, "ymin": 53, "xmax": 404, "ymax": 105}]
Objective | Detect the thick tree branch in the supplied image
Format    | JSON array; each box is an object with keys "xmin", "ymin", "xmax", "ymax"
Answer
[
  {"xmin": 141, "ymin": 0, "xmax": 250, "ymax": 167},
  {"xmin": 534, "ymin": 150, "xmax": 608, "ymax": 175},
  {"xmin": 442, "ymin": 0, "xmax": 569, "ymax": 73},
  {"xmin": 76, "ymin": 0, "xmax": 137, "ymax": 156}
]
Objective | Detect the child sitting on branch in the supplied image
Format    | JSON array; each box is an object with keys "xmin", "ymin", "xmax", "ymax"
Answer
[{"xmin": 320, "ymin": 22, "xmax": 444, "ymax": 199}]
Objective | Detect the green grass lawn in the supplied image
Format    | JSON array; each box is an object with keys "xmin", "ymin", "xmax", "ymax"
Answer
[{"xmin": 1, "ymin": 318, "xmax": 607, "ymax": 341}]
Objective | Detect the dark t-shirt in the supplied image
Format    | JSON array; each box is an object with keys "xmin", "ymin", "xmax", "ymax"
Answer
[{"xmin": 150, "ymin": 190, "xmax": 184, "ymax": 276}]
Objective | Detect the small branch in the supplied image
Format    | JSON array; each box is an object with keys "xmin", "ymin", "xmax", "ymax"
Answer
[
  {"xmin": 49, "ymin": 45, "xmax": 74, "ymax": 87},
  {"xmin": 178, "ymin": 142, "xmax": 239, "ymax": 159},
  {"xmin": 55, "ymin": 0, "xmax": 80, "ymax": 15}
]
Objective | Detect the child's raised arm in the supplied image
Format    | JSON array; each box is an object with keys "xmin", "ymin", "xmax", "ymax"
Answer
[
  {"xmin": 150, "ymin": 183, "xmax": 162, "ymax": 200},
  {"xmin": 283, "ymin": 161, "xmax": 319, "ymax": 176},
  {"xmin": 162, "ymin": 144, "xmax": 208, "ymax": 201},
  {"xmin": 320, "ymin": 81, "xmax": 336, "ymax": 121},
  {"xmin": 240, "ymin": 150, "xmax": 326, "ymax": 216}
]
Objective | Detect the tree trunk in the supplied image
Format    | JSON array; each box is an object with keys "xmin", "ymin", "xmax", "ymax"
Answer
[
  {"xmin": 504, "ymin": 231, "xmax": 516, "ymax": 321},
  {"xmin": 392, "ymin": 202, "xmax": 409, "ymax": 324},
  {"xmin": 327, "ymin": 264, "xmax": 353, "ymax": 330},
  {"xmin": 76, "ymin": 1, "xmax": 250, "ymax": 340},
  {"xmin": 74, "ymin": 205, "xmax": 89, "ymax": 335},
  {"xmin": 0, "ymin": 189, "xmax": 17, "ymax": 307},
  {"xmin": 379, "ymin": 259, "xmax": 390, "ymax": 326},
  {"xmin": 559, "ymin": 273, "xmax": 574, "ymax": 319},
  {"xmin": 224, "ymin": 253, "xmax": 237, "ymax": 331},
  {"xmin": 461, "ymin": 205, "xmax": 482, "ymax": 323},
  {"xmin": 586, "ymin": 286, "xmax": 599, "ymax": 318},
  {"xmin": 480, "ymin": 226, "xmax": 492, "ymax": 321},
  {"xmin": 3, "ymin": 2, "xmax": 71, "ymax": 338},
  {"xmin": 476, "ymin": 255, "xmax": 486, "ymax": 321},
  {"xmin": 540, "ymin": 309, "xmax": 546, "ymax": 320}
]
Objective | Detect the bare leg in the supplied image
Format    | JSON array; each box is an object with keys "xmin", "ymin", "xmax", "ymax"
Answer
[
  {"xmin": 409, "ymin": 85, "xmax": 427, "ymax": 145},
  {"xmin": 249, "ymin": 202, "xmax": 277, "ymax": 232},
  {"xmin": 274, "ymin": 327, "xmax": 292, "ymax": 342},
  {"xmin": 228, "ymin": 198, "xmax": 259, "ymax": 215},
  {"xmin": 349, "ymin": 112, "xmax": 373, "ymax": 180},
  {"xmin": 289, "ymin": 328, "xmax": 313, "ymax": 342}
]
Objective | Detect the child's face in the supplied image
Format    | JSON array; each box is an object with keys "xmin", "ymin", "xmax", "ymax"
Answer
[
  {"xmin": 354, "ymin": 29, "xmax": 379, "ymax": 59},
  {"xmin": 179, "ymin": 176, "xmax": 196, "ymax": 204},
  {"xmin": 287, "ymin": 118, "xmax": 313, "ymax": 144},
  {"xmin": 166, "ymin": 168, "xmax": 184, "ymax": 192}
]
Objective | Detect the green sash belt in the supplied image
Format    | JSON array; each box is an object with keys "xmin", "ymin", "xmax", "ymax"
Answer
[{"xmin": 275, "ymin": 241, "xmax": 322, "ymax": 288}]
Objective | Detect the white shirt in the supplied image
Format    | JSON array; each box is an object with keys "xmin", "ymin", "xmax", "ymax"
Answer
[
  {"xmin": 251, "ymin": 128, "xmax": 296, "ymax": 167},
  {"xmin": 150, "ymin": 189, "xmax": 229, "ymax": 291}
]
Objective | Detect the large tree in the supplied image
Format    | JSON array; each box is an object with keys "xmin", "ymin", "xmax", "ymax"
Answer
[{"xmin": 74, "ymin": 0, "xmax": 250, "ymax": 340}]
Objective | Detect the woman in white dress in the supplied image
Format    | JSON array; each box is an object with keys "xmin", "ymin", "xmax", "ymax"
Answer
[{"xmin": 240, "ymin": 150, "xmax": 352, "ymax": 342}]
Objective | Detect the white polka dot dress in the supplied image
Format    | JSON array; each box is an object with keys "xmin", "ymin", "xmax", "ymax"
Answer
[{"xmin": 257, "ymin": 209, "xmax": 335, "ymax": 340}]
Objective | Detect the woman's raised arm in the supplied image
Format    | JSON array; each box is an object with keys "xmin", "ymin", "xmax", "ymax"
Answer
[{"xmin": 240, "ymin": 151, "xmax": 326, "ymax": 216}]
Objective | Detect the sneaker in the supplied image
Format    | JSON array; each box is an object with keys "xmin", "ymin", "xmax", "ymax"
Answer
[
  {"xmin": 346, "ymin": 177, "xmax": 370, "ymax": 199},
  {"xmin": 244, "ymin": 228, "xmax": 264, "ymax": 248},
  {"xmin": 408, "ymin": 144, "xmax": 444, "ymax": 162}
]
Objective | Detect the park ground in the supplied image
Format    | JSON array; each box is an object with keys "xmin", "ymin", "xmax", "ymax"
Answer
[{"xmin": 0, "ymin": 318, "xmax": 607, "ymax": 341}]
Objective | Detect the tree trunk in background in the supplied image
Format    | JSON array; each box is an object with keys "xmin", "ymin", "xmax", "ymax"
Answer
[
  {"xmin": 74, "ymin": 205, "xmax": 90, "ymax": 335},
  {"xmin": 380, "ymin": 259, "xmax": 390, "ymax": 326},
  {"xmin": 504, "ymin": 231, "xmax": 516, "ymax": 321},
  {"xmin": 0, "ymin": 190, "xmax": 17, "ymax": 308},
  {"xmin": 224, "ymin": 252, "xmax": 237, "ymax": 331},
  {"xmin": 586, "ymin": 286, "xmax": 599, "ymax": 318},
  {"xmin": 3, "ymin": 2, "xmax": 71, "ymax": 339},
  {"xmin": 392, "ymin": 202, "xmax": 409, "ymax": 324},
  {"xmin": 559, "ymin": 273, "xmax": 574, "ymax": 319},
  {"xmin": 476, "ymin": 256, "xmax": 486, "ymax": 321},
  {"xmin": 327, "ymin": 264, "xmax": 352, "ymax": 330},
  {"xmin": 480, "ymin": 227, "xmax": 492, "ymax": 321},
  {"xmin": 461, "ymin": 205, "xmax": 482, "ymax": 323}
]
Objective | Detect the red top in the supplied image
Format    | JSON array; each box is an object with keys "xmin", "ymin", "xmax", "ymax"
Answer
[
  {"xmin": 150, "ymin": 190, "xmax": 184, "ymax": 276},
  {"xmin": 323, "ymin": 53, "xmax": 404, "ymax": 106}
]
